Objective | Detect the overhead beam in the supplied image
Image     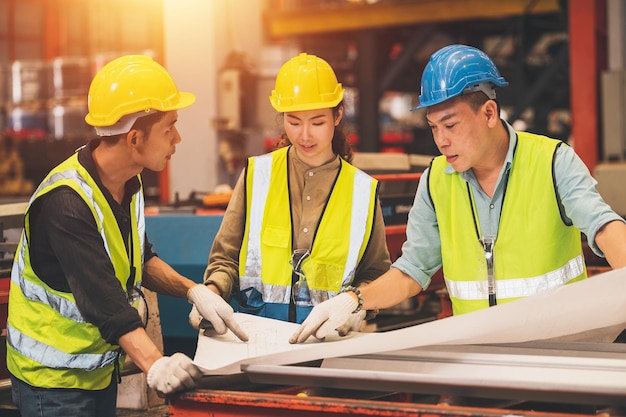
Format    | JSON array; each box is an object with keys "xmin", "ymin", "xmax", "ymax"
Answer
[{"xmin": 266, "ymin": 0, "xmax": 561, "ymax": 37}]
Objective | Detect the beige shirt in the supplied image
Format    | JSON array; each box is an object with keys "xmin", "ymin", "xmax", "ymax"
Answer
[{"xmin": 204, "ymin": 146, "xmax": 391, "ymax": 298}]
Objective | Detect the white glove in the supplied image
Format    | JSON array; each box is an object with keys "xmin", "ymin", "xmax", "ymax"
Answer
[
  {"xmin": 146, "ymin": 353, "xmax": 202, "ymax": 395},
  {"xmin": 188, "ymin": 304, "xmax": 203, "ymax": 330},
  {"xmin": 289, "ymin": 292, "xmax": 358, "ymax": 344},
  {"xmin": 336, "ymin": 310, "xmax": 367, "ymax": 336},
  {"xmin": 187, "ymin": 285, "xmax": 248, "ymax": 342},
  {"xmin": 188, "ymin": 304, "xmax": 220, "ymax": 337}
]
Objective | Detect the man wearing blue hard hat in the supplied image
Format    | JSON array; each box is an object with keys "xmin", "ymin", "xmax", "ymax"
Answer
[{"xmin": 290, "ymin": 44, "xmax": 626, "ymax": 344}]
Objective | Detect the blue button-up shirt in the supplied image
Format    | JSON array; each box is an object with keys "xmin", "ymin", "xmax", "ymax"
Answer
[{"xmin": 393, "ymin": 121, "xmax": 624, "ymax": 289}]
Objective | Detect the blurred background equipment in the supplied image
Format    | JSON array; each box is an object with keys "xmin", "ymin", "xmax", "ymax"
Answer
[{"xmin": 0, "ymin": 135, "xmax": 32, "ymax": 196}]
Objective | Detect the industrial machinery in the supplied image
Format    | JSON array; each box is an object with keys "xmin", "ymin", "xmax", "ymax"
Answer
[{"xmin": 168, "ymin": 341, "xmax": 626, "ymax": 417}]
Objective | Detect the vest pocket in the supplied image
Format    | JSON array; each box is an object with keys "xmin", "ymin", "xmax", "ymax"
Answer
[
  {"xmin": 261, "ymin": 226, "xmax": 289, "ymax": 248},
  {"xmin": 307, "ymin": 260, "xmax": 344, "ymax": 291}
]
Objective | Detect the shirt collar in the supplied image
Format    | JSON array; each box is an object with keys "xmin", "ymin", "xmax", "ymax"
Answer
[
  {"xmin": 502, "ymin": 119, "xmax": 517, "ymax": 169},
  {"xmin": 288, "ymin": 145, "xmax": 341, "ymax": 174}
]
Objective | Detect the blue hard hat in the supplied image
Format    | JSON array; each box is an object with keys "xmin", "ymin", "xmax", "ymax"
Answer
[{"xmin": 413, "ymin": 44, "xmax": 508, "ymax": 110}]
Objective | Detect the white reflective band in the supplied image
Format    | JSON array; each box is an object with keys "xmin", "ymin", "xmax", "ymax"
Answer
[
  {"xmin": 445, "ymin": 254, "xmax": 585, "ymax": 300},
  {"xmin": 340, "ymin": 169, "xmax": 373, "ymax": 286},
  {"xmin": 12, "ymin": 269, "xmax": 85, "ymax": 322},
  {"xmin": 7, "ymin": 324, "xmax": 118, "ymax": 371},
  {"xmin": 244, "ymin": 153, "xmax": 272, "ymax": 278},
  {"xmin": 135, "ymin": 187, "xmax": 146, "ymax": 262},
  {"xmin": 239, "ymin": 276, "xmax": 335, "ymax": 306}
]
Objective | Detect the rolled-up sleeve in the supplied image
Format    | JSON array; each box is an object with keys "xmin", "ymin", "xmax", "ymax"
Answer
[{"xmin": 555, "ymin": 145, "xmax": 625, "ymax": 257}]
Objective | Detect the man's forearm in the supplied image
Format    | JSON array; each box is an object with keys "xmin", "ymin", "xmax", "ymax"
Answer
[
  {"xmin": 360, "ymin": 268, "xmax": 422, "ymax": 311},
  {"xmin": 118, "ymin": 327, "xmax": 162, "ymax": 373},
  {"xmin": 596, "ymin": 220, "xmax": 626, "ymax": 269},
  {"xmin": 142, "ymin": 256, "xmax": 196, "ymax": 298}
]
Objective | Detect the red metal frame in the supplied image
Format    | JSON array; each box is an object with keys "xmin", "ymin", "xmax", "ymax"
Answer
[
  {"xmin": 169, "ymin": 388, "xmax": 595, "ymax": 417},
  {"xmin": 568, "ymin": 0, "xmax": 607, "ymax": 172},
  {"xmin": 372, "ymin": 173, "xmax": 422, "ymax": 182}
]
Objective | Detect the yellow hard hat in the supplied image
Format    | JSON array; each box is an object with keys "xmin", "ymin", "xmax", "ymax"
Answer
[
  {"xmin": 85, "ymin": 55, "xmax": 195, "ymax": 128},
  {"xmin": 270, "ymin": 53, "xmax": 344, "ymax": 112}
]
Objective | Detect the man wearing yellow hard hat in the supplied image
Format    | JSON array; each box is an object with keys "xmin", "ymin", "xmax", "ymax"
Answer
[
  {"xmin": 6, "ymin": 55, "xmax": 248, "ymax": 417},
  {"xmin": 190, "ymin": 53, "xmax": 390, "ymax": 333}
]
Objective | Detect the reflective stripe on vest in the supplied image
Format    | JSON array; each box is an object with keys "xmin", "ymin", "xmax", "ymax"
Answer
[
  {"xmin": 6, "ymin": 324, "xmax": 118, "ymax": 370},
  {"xmin": 445, "ymin": 254, "xmax": 584, "ymax": 300},
  {"xmin": 239, "ymin": 147, "xmax": 377, "ymax": 310},
  {"xmin": 7, "ymin": 154, "xmax": 145, "ymax": 388},
  {"xmin": 429, "ymin": 132, "xmax": 586, "ymax": 315},
  {"xmin": 242, "ymin": 153, "xmax": 271, "ymax": 280}
]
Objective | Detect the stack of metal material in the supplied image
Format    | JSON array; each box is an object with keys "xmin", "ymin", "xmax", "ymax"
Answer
[
  {"xmin": 5, "ymin": 57, "xmax": 95, "ymax": 141},
  {"xmin": 6, "ymin": 60, "xmax": 47, "ymax": 139},
  {"xmin": 46, "ymin": 57, "xmax": 94, "ymax": 140}
]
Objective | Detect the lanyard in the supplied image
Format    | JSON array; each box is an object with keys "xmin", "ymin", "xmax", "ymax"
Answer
[
  {"xmin": 465, "ymin": 169, "xmax": 511, "ymax": 307},
  {"xmin": 480, "ymin": 235, "xmax": 497, "ymax": 306}
]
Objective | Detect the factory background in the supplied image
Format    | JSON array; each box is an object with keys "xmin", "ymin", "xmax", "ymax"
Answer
[{"xmin": 1, "ymin": 0, "xmax": 626, "ymax": 416}]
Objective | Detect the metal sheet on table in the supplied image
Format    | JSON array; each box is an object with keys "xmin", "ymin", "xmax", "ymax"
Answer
[{"xmin": 243, "ymin": 341, "xmax": 626, "ymax": 406}]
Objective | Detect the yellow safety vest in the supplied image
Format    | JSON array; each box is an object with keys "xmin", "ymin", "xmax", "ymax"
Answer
[
  {"xmin": 6, "ymin": 152, "xmax": 144, "ymax": 390},
  {"xmin": 429, "ymin": 132, "xmax": 586, "ymax": 315},
  {"xmin": 236, "ymin": 146, "xmax": 378, "ymax": 322}
]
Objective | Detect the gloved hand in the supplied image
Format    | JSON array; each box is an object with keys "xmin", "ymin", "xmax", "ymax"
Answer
[
  {"xmin": 188, "ymin": 305, "xmax": 213, "ymax": 330},
  {"xmin": 289, "ymin": 292, "xmax": 358, "ymax": 344},
  {"xmin": 146, "ymin": 353, "xmax": 202, "ymax": 395},
  {"xmin": 187, "ymin": 285, "xmax": 248, "ymax": 342},
  {"xmin": 336, "ymin": 310, "xmax": 367, "ymax": 336},
  {"xmin": 188, "ymin": 304, "xmax": 203, "ymax": 330},
  {"xmin": 189, "ymin": 304, "xmax": 222, "ymax": 338}
]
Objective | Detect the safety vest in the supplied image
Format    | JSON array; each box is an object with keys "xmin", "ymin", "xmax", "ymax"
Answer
[
  {"xmin": 429, "ymin": 132, "xmax": 586, "ymax": 315},
  {"xmin": 235, "ymin": 146, "xmax": 378, "ymax": 322},
  {"xmin": 6, "ymin": 152, "xmax": 145, "ymax": 390}
]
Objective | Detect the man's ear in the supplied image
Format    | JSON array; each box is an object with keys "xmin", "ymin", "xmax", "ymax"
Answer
[
  {"xmin": 126, "ymin": 129, "xmax": 139, "ymax": 147},
  {"xmin": 484, "ymin": 100, "xmax": 499, "ymax": 128}
]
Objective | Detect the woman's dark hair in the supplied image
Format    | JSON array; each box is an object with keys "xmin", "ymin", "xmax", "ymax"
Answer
[{"xmin": 274, "ymin": 101, "xmax": 353, "ymax": 163}]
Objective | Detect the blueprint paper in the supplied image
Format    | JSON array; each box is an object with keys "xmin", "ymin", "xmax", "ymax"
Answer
[
  {"xmin": 194, "ymin": 267, "xmax": 626, "ymax": 375},
  {"xmin": 193, "ymin": 313, "xmax": 367, "ymax": 374}
]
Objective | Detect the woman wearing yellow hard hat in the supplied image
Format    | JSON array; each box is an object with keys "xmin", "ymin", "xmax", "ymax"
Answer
[
  {"xmin": 192, "ymin": 53, "xmax": 391, "ymax": 333},
  {"xmin": 7, "ymin": 55, "xmax": 248, "ymax": 417}
]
